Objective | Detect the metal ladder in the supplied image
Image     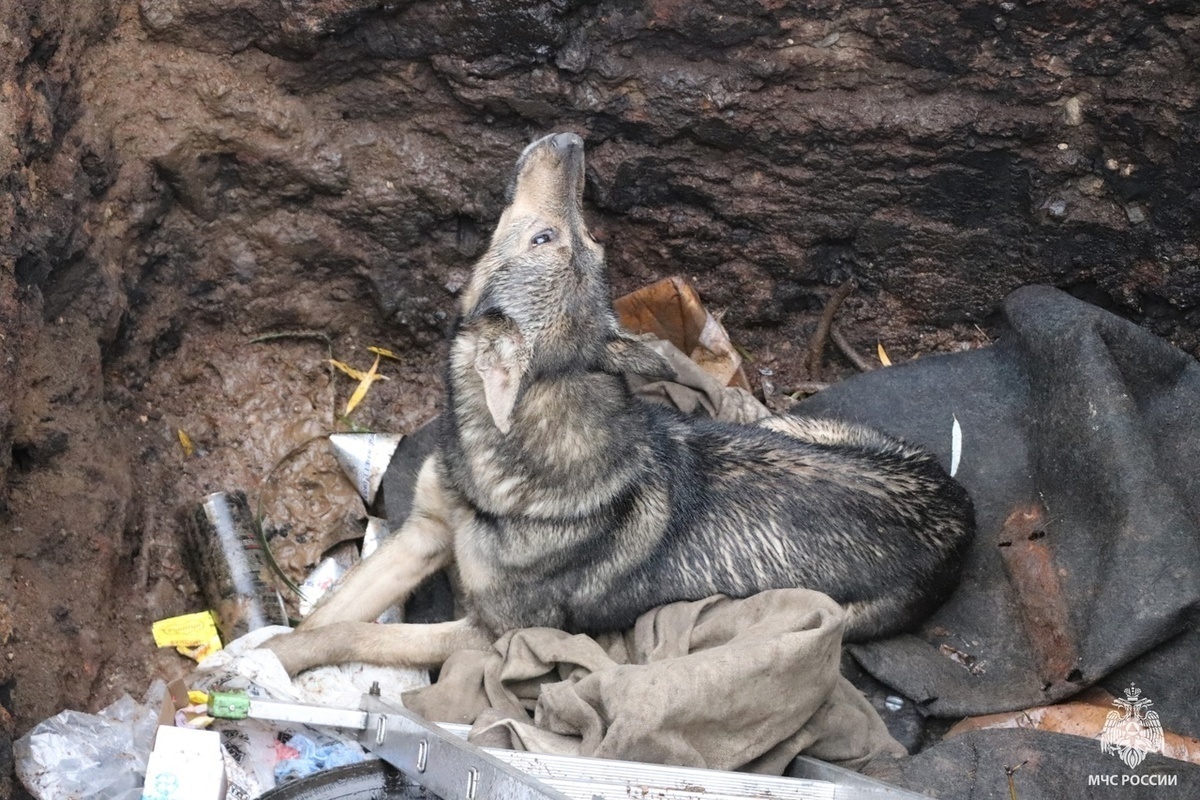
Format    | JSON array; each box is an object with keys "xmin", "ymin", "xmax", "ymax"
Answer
[{"xmin": 210, "ymin": 687, "xmax": 926, "ymax": 800}]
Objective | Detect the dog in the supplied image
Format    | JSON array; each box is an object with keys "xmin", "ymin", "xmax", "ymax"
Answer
[{"xmin": 264, "ymin": 132, "xmax": 975, "ymax": 675}]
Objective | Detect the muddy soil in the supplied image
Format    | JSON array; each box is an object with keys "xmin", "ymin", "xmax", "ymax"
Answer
[{"xmin": 1, "ymin": 0, "xmax": 1198, "ymax": 795}]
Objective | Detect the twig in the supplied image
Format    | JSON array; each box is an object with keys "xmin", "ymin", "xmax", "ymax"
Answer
[
  {"xmin": 831, "ymin": 326, "xmax": 874, "ymax": 372},
  {"xmin": 249, "ymin": 329, "xmax": 333, "ymax": 347},
  {"xmin": 789, "ymin": 382, "xmax": 831, "ymax": 397},
  {"xmin": 806, "ymin": 279, "xmax": 856, "ymax": 381},
  {"xmin": 1005, "ymin": 760, "xmax": 1027, "ymax": 800},
  {"xmin": 254, "ymin": 434, "xmax": 332, "ymax": 599}
]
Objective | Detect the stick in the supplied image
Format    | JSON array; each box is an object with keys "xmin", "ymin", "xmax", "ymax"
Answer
[
  {"xmin": 1005, "ymin": 760, "xmax": 1027, "ymax": 800},
  {"xmin": 788, "ymin": 382, "xmax": 831, "ymax": 397},
  {"xmin": 831, "ymin": 326, "xmax": 874, "ymax": 372},
  {"xmin": 806, "ymin": 279, "xmax": 856, "ymax": 381}
]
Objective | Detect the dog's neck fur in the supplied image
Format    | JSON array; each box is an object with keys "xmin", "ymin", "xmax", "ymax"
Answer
[{"xmin": 443, "ymin": 324, "xmax": 645, "ymax": 520}]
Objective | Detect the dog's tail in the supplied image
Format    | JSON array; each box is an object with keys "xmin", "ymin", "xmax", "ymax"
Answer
[
  {"xmin": 758, "ymin": 415, "xmax": 921, "ymax": 458},
  {"xmin": 841, "ymin": 589, "xmax": 946, "ymax": 642}
]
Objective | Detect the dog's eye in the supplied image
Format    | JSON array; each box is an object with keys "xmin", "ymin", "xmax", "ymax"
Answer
[{"xmin": 531, "ymin": 230, "xmax": 556, "ymax": 246}]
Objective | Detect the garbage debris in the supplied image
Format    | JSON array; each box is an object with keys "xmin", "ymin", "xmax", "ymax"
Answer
[
  {"xmin": 297, "ymin": 518, "xmax": 402, "ymax": 624},
  {"xmin": 328, "ymin": 432, "xmax": 403, "ymax": 506},
  {"xmin": 938, "ymin": 643, "xmax": 986, "ymax": 676},
  {"xmin": 945, "ymin": 688, "xmax": 1200, "ymax": 766},
  {"xmin": 297, "ymin": 541, "xmax": 358, "ymax": 618},
  {"xmin": 173, "ymin": 693, "xmax": 216, "ymax": 730},
  {"xmin": 950, "ymin": 415, "xmax": 962, "ymax": 478},
  {"xmin": 17, "ymin": 620, "xmax": 435, "ymax": 799},
  {"xmin": 625, "ymin": 338, "xmax": 771, "ymax": 424},
  {"xmin": 360, "ymin": 516, "xmax": 390, "ymax": 557},
  {"xmin": 186, "ymin": 491, "xmax": 288, "ymax": 643},
  {"xmin": 252, "ymin": 432, "xmax": 365, "ymax": 592},
  {"xmin": 361, "ymin": 517, "xmax": 402, "ymax": 623},
  {"xmin": 15, "ymin": 680, "xmax": 167, "ymax": 800},
  {"xmin": 272, "ymin": 733, "xmax": 364, "ymax": 785},
  {"xmin": 189, "ymin": 626, "xmax": 427, "ymax": 797}
]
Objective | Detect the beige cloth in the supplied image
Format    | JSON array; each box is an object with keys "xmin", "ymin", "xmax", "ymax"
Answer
[
  {"xmin": 404, "ymin": 589, "xmax": 905, "ymax": 773},
  {"xmin": 628, "ymin": 339, "xmax": 773, "ymax": 425}
]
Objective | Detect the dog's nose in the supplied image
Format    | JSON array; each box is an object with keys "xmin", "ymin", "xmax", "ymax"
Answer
[{"xmin": 550, "ymin": 132, "xmax": 584, "ymax": 152}]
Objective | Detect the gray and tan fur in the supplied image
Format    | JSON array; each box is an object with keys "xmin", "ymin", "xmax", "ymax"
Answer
[{"xmin": 264, "ymin": 133, "xmax": 975, "ymax": 674}]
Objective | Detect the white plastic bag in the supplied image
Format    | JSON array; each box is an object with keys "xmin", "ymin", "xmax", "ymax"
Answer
[{"xmin": 14, "ymin": 680, "xmax": 167, "ymax": 800}]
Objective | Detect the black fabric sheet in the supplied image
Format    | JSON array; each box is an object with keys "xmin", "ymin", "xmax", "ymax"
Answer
[
  {"xmin": 799, "ymin": 286, "xmax": 1200, "ymax": 737},
  {"xmin": 865, "ymin": 729, "xmax": 1200, "ymax": 799}
]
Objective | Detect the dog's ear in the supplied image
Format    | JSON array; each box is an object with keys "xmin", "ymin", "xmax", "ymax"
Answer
[
  {"xmin": 601, "ymin": 334, "xmax": 676, "ymax": 381},
  {"xmin": 473, "ymin": 318, "xmax": 530, "ymax": 434}
]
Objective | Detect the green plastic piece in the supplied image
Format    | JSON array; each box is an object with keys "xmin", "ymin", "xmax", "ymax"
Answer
[{"xmin": 209, "ymin": 690, "xmax": 252, "ymax": 720}]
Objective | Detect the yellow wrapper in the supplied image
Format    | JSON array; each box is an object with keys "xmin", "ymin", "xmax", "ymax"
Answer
[{"xmin": 151, "ymin": 611, "xmax": 223, "ymax": 662}]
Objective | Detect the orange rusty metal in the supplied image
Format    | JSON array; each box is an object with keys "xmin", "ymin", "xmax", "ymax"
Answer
[
  {"xmin": 997, "ymin": 504, "xmax": 1080, "ymax": 689},
  {"xmin": 946, "ymin": 688, "xmax": 1200, "ymax": 766}
]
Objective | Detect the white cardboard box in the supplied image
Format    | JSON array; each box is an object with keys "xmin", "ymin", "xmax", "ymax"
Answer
[{"xmin": 142, "ymin": 725, "xmax": 227, "ymax": 800}]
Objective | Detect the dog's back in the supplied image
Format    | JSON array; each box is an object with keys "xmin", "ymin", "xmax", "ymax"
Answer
[
  {"xmin": 602, "ymin": 410, "xmax": 971, "ymax": 640},
  {"xmin": 443, "ymin": 363, "xmax": 973, "ymax": 641}
]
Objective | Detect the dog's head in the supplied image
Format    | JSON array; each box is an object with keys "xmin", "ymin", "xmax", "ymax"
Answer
[{"xmin": 456, "ymin": 133, "xmax": 672, "ymax": 433}]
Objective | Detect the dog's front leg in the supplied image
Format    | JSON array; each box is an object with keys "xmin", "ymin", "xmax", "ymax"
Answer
[
  {"xmin": 265, "ymin": 617, "xmax": 492, "ymax": 674},
  {"xmin": 299, "ymin": 456, "xmax": 456, "ymax": 631}
]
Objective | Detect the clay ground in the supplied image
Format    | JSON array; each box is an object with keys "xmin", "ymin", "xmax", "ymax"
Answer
[{"xmin": 0, "ymin": 0, "xmax": 1198, "ymax": 794}]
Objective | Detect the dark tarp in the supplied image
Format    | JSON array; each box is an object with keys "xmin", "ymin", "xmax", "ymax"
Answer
[
  {"xmin": 798, "ymin": 286, "xmax": 1200, "ymax": 739},
  {"xmin": 864, "ymin": 729, "xmax": 1200, "ymax": 799}
]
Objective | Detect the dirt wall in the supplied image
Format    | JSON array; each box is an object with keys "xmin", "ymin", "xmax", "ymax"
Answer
[{"xmin": 0, "ymin": 0, "xmax": 1197, "ymax": 791}]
